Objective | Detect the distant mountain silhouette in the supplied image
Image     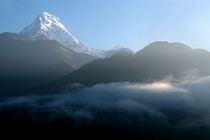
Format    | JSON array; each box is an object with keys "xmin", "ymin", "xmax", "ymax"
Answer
[
  {"xmin": 35, "ymin": 41, "xmax": 210, "ymax": 93},
  {"xmin": 0, "ymin": 33, "xmax": 96, "ymax": 95}
]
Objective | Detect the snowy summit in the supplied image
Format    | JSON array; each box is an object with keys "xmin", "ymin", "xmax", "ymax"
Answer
[
  {"xmin": 19, "ymin": 12, "xmax": 94, "ymax": 54},
  {"xmin": 19, "ymin": 12, "xmax": 133, "ymax": 57}
]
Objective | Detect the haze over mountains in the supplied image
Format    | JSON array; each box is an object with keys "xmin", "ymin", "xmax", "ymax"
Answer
[
  {"xmin": 1, "ymin": 17, "xmax": 210, "ymax": 95},
  {"xmin": 2, "ymin": 11, "xmax": 210, "ymax": 139},
  {"xmin": 0, "ymin": 32, "xmax": 95, "ymax": 94},
  {"xmin": 0, "ymin": 12, "xmax": 134, "ymax": 95},
  {"xmin": 34, "ymin": 41, "xmax": 210, "ymax": 93}
]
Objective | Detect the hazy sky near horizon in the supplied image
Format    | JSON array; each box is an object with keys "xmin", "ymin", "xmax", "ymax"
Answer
[{"xmin": 0, "ymin": 0, "xmax": 210, "ymax": 51}]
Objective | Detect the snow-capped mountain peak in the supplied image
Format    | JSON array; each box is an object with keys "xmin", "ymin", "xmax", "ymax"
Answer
[
  {"xmin": 104, "ymin": 45, "xmax": 134, "ymax": 57},
  {"xmin": 19, "ymin": 12, "xmax": 134, "ymax": 58},
  {"xmin": 37, "ymin": 11, "xmax": 70, "ymax": 34},
  {"xmin": 110, "ymin": 45, "xmax": 127, "ymax": 50},
  {"xmin": 19, "ymin": 12, "xmax": 89, "ymax": 54}
]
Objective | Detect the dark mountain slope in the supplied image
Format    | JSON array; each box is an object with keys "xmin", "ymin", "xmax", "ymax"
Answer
[
  {"xmin": 0, "ymin": 33, "xmax": 96, "ymax": 95},
  {"xmin": 47, "ymin": 41, "xmax": 210, "ymax": 90}
]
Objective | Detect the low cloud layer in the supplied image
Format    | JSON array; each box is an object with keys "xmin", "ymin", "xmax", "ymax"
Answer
[{"xmin": 1, "ymin": 76, "xmax": 210, "ymax": 138}]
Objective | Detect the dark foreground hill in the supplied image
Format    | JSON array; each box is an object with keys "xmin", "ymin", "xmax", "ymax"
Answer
[{"xmin": 0, "ymin": 33, "xmax": 96, "ymax": 95}]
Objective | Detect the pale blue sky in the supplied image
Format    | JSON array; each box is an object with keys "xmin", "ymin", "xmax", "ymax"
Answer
[{"xmin": 0, "ymin": 0, "xmax": 210, "ymax": 51}]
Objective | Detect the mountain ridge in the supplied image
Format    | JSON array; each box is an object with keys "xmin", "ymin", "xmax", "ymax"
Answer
[
  {"xmin": 19, "ymin": 12, "xmax": 134, "ymax": 58},
  {"xmin": 31, "ymin": 41, "xmax": 210, "ymax": 94},
  {"xmin": 0, "ymin": 32, "xmax": 96, "ymax": 95}
]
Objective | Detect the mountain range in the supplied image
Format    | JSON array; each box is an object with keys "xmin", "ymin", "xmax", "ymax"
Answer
[
  {"xmin": 19, "ymin": 12, "xmax": 134, "ymax": 58},
  {"xmin": 1, "ymin": 12, "xmax": 210, "ymax": 96},
  {"xmin": 31, "ymin": 41, "xmax": 210, "ymax": 94},
  {"xmin": 0, "ymin": 12, "xmax": 133, "ymax": 95}
]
